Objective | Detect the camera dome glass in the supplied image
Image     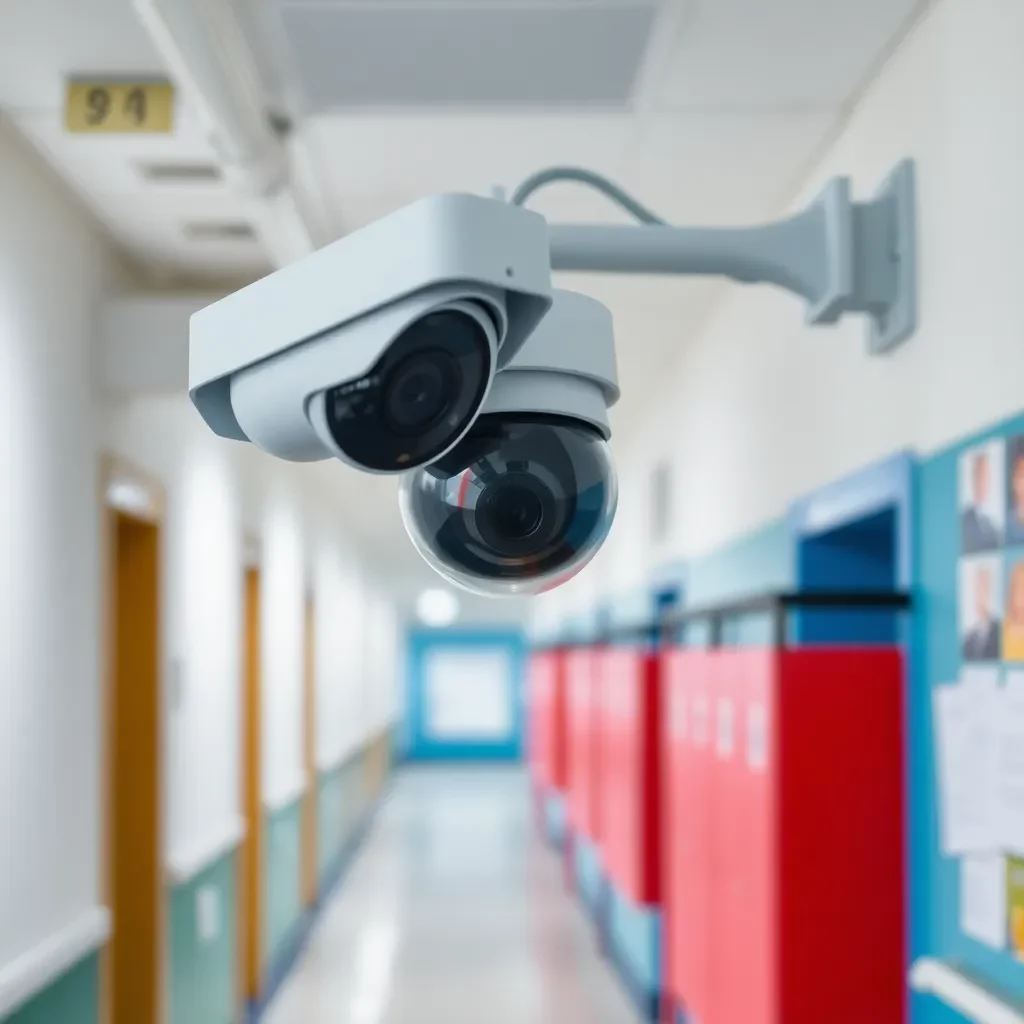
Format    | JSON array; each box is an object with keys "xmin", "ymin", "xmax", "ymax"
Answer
[
  {"xmin": 399, "ymin": 414, "xmax": 617, "ymax": 596},
  {"xmin": 322, "ymin": 306, "xmax": 491, "ymax": 472}
]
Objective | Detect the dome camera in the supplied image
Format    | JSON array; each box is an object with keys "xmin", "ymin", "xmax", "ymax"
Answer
[
  {"xmin": 188, "ymin": 194, "xmax": 552, "ymax": 471},
  {"xmin": 398, "ymin": 290, "xmax": 619, "ymax": 596}
]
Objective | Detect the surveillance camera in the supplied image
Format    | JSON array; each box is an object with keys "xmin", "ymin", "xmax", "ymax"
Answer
[
  {"xmin": 188, "ymin": 194, "xmax": 552, "ymax": 472},
  {"xmin": 398, "ymin": 290, "xmax": 619, "ymax": 597}
]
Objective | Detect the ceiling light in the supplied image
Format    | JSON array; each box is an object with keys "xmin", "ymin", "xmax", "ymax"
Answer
[
  {"xmin": 107, "ymin": 480, "xmax": 152, "ymax": 515},
  {"xmin": 416, "ymin": 589, "xmax": 459, "ymax": 628}
]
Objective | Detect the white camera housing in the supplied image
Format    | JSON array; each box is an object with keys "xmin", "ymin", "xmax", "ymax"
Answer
[
  {"xmin": 399, "ymin": 290, "xmax": 620, "ymax": 596},
  {"xmin": 189, "ymin": 194, "xmax": 553, "ymax": 472}
]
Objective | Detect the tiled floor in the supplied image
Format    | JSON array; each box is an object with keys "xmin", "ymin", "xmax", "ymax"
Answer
[{"xmin": 264, "ymin": 767, "xmax": 641, "ymax": 1024}]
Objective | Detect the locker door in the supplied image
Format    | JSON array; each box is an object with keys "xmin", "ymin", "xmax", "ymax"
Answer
[
  {"xmin": 708, "ymin": 651, "xmax": 741, "ymax": 1024},
  {"xmin": 566, "ymin": 648, "xmax": 595, "ymax": 837},
  {"xmin": 726, "ymin": 649, "xmax": 778, "ymax": 1024},
  {"xmin": 529, "ymin": 652, "xmax": 555, "ymax": 788},
  {"xmin": 602, "ymin": 647, "xmax": 640, "ymax": 893},
  {"xmin": 665, "ymin": 649, "xmax": 714, "ymax": 1024},
  {"xmin": 550, "ymin": 652, "xmax": 568, "ymax": 791}
]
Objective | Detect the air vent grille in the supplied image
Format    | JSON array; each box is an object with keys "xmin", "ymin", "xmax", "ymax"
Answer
[
  {"xmin": 183, "ymin": 221, "xmax": 258, "ymax": 242},
  {"xmin": 138, "ymin": 161, "xmax": 222, "ymax": 183}
]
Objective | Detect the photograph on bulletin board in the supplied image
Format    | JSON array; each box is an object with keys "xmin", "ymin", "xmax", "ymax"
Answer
[
  {"xmin": 960, "ymin": 556, "xmax": 1004, "ymax": 662},
  {"xmin": 961, "ymin": 439, "xmax": 1007, "ymax": 554},
  {"xmin": 1010, "ymin": 857, "xmax": 1024, "ymax": 961},
  {"xmin": 1008, "ymin": 436, "xmax": 1024, "ymax": 546},
  {"xmin": 1006, "ymin": 557, "xmax": 1024, "ymax": 662}
]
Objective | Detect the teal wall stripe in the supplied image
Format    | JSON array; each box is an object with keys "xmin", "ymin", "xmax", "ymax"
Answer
[
  {"xmin": 1, "ymin": 953, "xmax": 99, "ymax": 1024},
  {"xmin": 168, "ymin": 852, "xmax": 238, "ymax": 1024}
]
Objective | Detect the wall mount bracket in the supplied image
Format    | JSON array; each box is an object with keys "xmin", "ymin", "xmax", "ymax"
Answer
[{"xmin": 540, "ymin": 159, "xmax": 918, "ymax": 355}]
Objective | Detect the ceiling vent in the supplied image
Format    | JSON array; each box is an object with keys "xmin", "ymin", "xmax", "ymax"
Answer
[
  {"xmin": 183, "ymin": 220, "xmax": 258, "ymax": 242},
  {"xmin": 278, "ymin": 1, "xmax": 659, "ymax": 109},
  {"xmin": 138, "ymin": 160, "xmax": 223, "ymax": 184}
]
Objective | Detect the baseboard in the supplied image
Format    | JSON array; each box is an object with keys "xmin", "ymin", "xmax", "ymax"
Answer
[
  {"xmin": 603, "ymin": 926, "xmax": 661, "ymax": 1022},
  {"xmin": 0, "ymin": 906, "xmax": 111, "ymax": 1019}
]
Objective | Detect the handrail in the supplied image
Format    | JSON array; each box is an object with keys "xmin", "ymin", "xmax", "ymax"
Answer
[{"xmin": 910, "ymin": 958, "xmax": 1024, "ymax": 1024}]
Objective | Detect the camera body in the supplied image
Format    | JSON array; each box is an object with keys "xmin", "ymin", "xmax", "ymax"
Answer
[
  {"xmin": 188, "ymin": 196, "xmax": 620, "ymax": 595},
  {"xmin": 189, "ymin": 193, "xmax": 553, "ymax": 471}
]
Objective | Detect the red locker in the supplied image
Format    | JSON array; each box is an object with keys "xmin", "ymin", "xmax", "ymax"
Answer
[
  {"xmin": 663, "ymin": 646, "xmax": 905, "ymax": 1024},
  {"xmin": 598, "ymin": 646, "xmax": 662, "ymax": 906},
  {"xmin": 528, "ymin": 649, "xmax": 568, "ymax": 792},
  {"xmin": 566, "ymin": 646, "xmax": 602, "ymax": 840},
  {"xmin": 663, "ymin": 649, "xmax": 715, "ymax": 1024}
]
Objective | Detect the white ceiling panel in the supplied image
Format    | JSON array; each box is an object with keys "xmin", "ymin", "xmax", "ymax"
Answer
[
  {"xmin": 279, "ymin": 1, "xmax": 660, "ymax": 109},
  {"xmin": 652, "ymin": 0, "xmax": 922, "ymax": 111}
]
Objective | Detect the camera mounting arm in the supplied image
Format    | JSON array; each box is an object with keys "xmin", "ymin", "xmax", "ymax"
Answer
[{"xmin": 532, "ymin": 159, "xmax": 917, "ymax": 354}]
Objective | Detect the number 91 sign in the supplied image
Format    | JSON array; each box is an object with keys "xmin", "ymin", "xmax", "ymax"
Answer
[{"xmin": 65, "ymin": 80, "xmax": 175, "ymax": 134}]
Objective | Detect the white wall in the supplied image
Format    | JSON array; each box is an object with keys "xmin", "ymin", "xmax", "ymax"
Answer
[
  {"xmin": 259, "ymin": 484, "xmax": 307, "ymax": 808},
  {"xmin": 594, "ymin": 0, "xmax": 1024, "ymax": 595},
  {"xmin": 0, "ymin": 119, "xmax": 123, "ymax": 975},
  {"xmin": 312, "ymin": 532, "xmax": 367, "ymax": 769},
  {"xmin": 363, "ymin": 596, "xmax": 401, "ymax": 735},
  {"xmin": 101, "ymin": 395, "xmax": 246, "ymax": 870},
  {"xmin": 103, "ymin": 387, "xmax": 401, "ymax": 851}
]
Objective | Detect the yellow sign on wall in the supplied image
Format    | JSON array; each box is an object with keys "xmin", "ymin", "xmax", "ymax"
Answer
[{"xmin": 65, "ymin": 80, "xmax": 175, "ymax": 134}]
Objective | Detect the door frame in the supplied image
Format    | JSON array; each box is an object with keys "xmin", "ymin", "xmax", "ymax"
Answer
[
  {"xmin": 98, "ymin": 452, "xmax": 167, "ymax": 1024},
  {"xmin": 301, "ymin": 591, "xmax": 318, "ymax": 907}
]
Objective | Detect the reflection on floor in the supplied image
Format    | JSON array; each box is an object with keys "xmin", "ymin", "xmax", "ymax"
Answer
[{"xmin": 264, "ymin": 767, "xmax": 641, "ymax": 1024}]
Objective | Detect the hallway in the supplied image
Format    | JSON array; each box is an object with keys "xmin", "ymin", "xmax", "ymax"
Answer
[{"xmin": 264, "ymin": 769, "xmax": 641, "ymax": 1024}]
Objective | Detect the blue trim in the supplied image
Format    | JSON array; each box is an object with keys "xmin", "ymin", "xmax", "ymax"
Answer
[
  {"xmin": 573, "ymin": 835, "xmax": 610, "ymax": 936},
  {"xmin": 405, "ymin": 627, "xmax": 526, "ymax": 761},
  {"xmin": 246, "ymin": 781, "xmax": 390, "ymax": 1023},
  {"xmin": 542, "ymin": 792, "xmax": 568, "ymax": 849}
]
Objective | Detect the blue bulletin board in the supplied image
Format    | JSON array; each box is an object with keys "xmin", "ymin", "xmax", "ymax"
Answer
[{"xmin": 916, "ymin": 411, "xmax": 1024, "ymax": 1017}]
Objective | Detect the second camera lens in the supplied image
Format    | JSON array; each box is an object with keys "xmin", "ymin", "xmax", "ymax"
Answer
[
  {"xmin": 477, "ymin": 473, "xmax": 559, "ymax": 557},
  {"xmin": 485, "ymin": 482, "xmax": 544, "ymax": 540}
]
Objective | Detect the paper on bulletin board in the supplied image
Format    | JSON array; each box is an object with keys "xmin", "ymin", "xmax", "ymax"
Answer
[
  {"xmin": 997, "ymin": 672, "xmax": 1024, "ymax": 855},
  {"xmin": 933, "ymin": 680, "xmax": 1001, "ymax": 854},
  {"xmin": 960, "ymin": 854, "xmax": 1007, "ymax": 949}
]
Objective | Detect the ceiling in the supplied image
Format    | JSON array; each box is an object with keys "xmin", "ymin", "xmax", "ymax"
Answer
[{"xmin": 0, "ymin": 0, "xmax": 924, "ymax": 601}]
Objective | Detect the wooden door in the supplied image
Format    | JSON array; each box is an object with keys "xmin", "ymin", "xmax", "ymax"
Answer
[
  {"xmin": 107, "ymin": 511, "xmax": 163, "ymax": 1024},
  {"xmin": 240, "ymin": 567, "xmax": 264, "ymax": 1002}
]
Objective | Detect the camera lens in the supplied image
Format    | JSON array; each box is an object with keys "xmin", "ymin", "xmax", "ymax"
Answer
[
  {"xmin": 383, "ymin": 351, "xmax": 458, "ymax": 433},
  {"xmin": 477, "ymin": 474, "xmax": 553, "ymax": 555},
  {"xmin": 320, "ymin": 304, "xmax": 493, "ymax": 472}
]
